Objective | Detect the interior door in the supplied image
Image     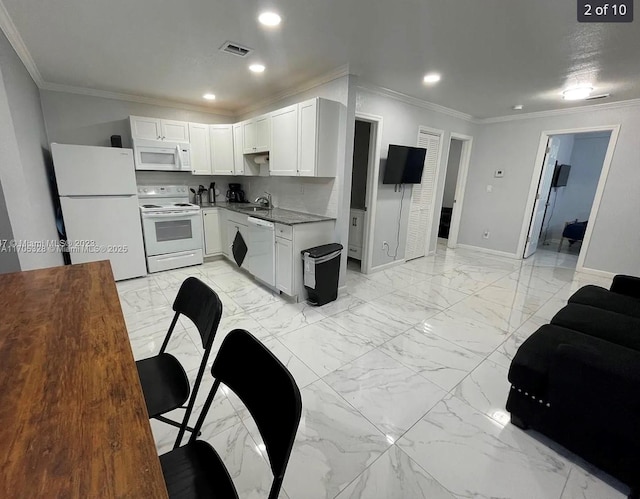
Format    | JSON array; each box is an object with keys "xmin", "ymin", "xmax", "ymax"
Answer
[
  {"xmin": 524, "ymin": 136, "xmax": 560, "ymax": 258},
  {"xmin": 405, "ymin": 130, "xmax": 440, "ymax": 261}
]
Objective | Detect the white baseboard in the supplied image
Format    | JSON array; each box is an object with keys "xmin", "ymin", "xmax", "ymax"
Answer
[
  {"xmin": 575, "ymin": 266, "xmax": 616, "ymax": 279},
  {"xmin": 369, "ymin": 259, "xmax": 406, "ymax": 273},
  {"xmin": 456, "ymin": 244, "xmax": 521, "ymax": 260}
]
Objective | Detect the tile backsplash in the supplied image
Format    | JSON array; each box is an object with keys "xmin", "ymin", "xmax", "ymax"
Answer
[{"xmin": 136, "ymin": 171, "xmax": 338, "ymax": 218}]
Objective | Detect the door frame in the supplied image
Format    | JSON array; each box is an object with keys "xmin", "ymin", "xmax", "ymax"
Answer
[
  {"xmin": 354, "ymin": 112, "xmax": 383, "ymax": 274},
  {"xmin": 516, "ymin": 124, "xmax": 621, "ymax": 270},
  {"xmin": 445, "ymin": 133, "xmax": 473, "ymax": 249}
]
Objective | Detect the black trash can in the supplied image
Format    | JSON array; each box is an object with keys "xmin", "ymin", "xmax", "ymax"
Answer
[{"xmin": 301, "ymin": 243, "xmax": 343, "ymax": 306}]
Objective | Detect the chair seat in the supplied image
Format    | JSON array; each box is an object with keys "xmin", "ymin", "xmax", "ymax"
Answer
[
  {"xmin": 160, "ymin": 440, "xmax": 239, "ymax": 499},
  {"xmin": 136, "ymin": 353, "xmax": 190, "ymax": 418}
]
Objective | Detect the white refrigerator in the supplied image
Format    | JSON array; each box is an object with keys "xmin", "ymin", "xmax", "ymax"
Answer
[{"xmin": 52, "ymin": 143, "xmax": 147, "ymax": 281}]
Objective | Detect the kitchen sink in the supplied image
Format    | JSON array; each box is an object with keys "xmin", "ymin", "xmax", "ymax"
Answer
[{"xmin": 239, "ymin": 206, "xmax": 270, "ymax": 212}]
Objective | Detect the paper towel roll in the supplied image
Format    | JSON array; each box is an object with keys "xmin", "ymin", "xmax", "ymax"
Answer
[{"xmin": 253, "ymin": 154, "xmax": 269, "ymax": 165}]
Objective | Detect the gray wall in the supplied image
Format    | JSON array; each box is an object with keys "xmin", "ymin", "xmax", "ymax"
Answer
[
  {"xmin": 546, "ymin": 133, "xmax": 610, "ymax": 240},
  {"xmin": 355, "ymin": 88, "xmax": 477, "ymax": 268},
  {"xmin": 442, "ymin": 139, "xmax": 462, "ymax": 208},
  {"xmin": 0, "ymin": 30, "xmax": 62, "ymax": 270},
  {"xmin": 40, "ymin": 90, "xmax": 231, "ymax": 148},
  {"xmin": 0, "ymin": 178, "xmax": 20, "ymax": 274},
  {"xmin": 459, "ymin": 104, "xmax": 640, "ymax": 275},
  {"xmin": 350, "ymin": 120, "xmax": 370, "ymax": 210}
]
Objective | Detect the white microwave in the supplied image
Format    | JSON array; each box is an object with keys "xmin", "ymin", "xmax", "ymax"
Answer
[{"xmin": 133, "ymin": 139, "xmax": 191, "ymax": 171}]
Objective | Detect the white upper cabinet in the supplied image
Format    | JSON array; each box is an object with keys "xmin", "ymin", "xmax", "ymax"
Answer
[
  {"xmin": 130, "ymin": 116, "xmax": 162, "ymax": 140},
  {"xmin": 233, "ymin": 123, "xmax": 245, "ymax": 175},
  {"xmin": 210, "ymin": 125, "xmax": 235, "ymax": 175},
  {"xmin": 161, "ymin": 119, "xmax": 190, "ymax": 142},
  {"xmin": 269, "ymin": 104, "xmax": 298, "ymax": 176},
  {"xmin": 255, "ymin": 115, "xmax": 271, "ymax": 152},
  {"xmin": 242, "ymin": 114, "xmax": 271, "ymax": 154},
  {"xmin": 130, "ymin": 116, "xmax": 189, "ymax": 142},
  {"xmin": 189, "ymin": 123, "xmax": 212, "ymax": 175},
  {"xmin": 298, "ymin": 98, "xmax": 340, "ymax": 177}
]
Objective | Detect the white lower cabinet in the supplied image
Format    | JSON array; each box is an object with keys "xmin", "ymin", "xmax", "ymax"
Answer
[
  {"xmin": 275, "ymin": 236, "xmax": 293, "ymax": 295},
  {"xmin": 348, "ymin": 209, "xmax": 365, "ymax": 260},
  {"xmin": 202, "ymin": 209, "xmax": 221, "ymax": 256}
]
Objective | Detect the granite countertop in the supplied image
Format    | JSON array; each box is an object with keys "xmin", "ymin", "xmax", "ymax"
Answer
[{"xmin": 198, "ymin": 202, "xmax": 335, "ymax": 226}]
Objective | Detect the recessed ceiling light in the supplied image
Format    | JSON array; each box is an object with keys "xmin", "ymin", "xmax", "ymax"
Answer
[
  {"xmin": 513, "ymin": 104, "xmax": 524, "ymax": 110},
  {"xmin": 202, "ymin": 93, "xmax": 216, "ymax": 101},
  {"xmin": 562, "ymin": 86, "xmax": 593, "ymax": 100},
  {"xmin": 258, "ymin": 12, "xmax": 281, "ymax": 26},
  {"xmin": 249, "ymin": 64, "xmax": 266, "ymax": 73},
  {"xmin": 423, "ymin": 73, "xmax": 441, "ymax": 84}
]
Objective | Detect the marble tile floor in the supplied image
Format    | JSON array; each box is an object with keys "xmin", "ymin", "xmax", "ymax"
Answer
[{"xmin": 117, "ymin": 245, "xmax": 628, "ymax": 498}]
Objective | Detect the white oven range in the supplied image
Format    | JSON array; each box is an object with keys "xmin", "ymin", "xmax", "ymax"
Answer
[{"xmin": 138, "ymin": 185, "xmax": 203, "ymax": 273}]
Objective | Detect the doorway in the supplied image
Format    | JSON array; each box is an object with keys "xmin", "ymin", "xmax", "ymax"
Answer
[
  {"xmin": 348, "ymin": 114, "xmax": 383, "ymax": 274},
  {"xmin": 520, "ymin": 125, "xmax": 620, "ymax": 269},
  {"xmin": 436, "ymin": 133, "xmax": 473, "ymax": 250}
]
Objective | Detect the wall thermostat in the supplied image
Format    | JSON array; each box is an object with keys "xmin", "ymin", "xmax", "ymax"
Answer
[{"xmin": 494, "ymin": 169, "xmax": 505, "ymax": 178}]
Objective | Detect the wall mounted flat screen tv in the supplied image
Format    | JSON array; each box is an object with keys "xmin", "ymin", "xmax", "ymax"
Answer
[
  {"xmin": 382, "ymin": 145, "xmax": 427, "ymax": 184},
  {"xmin": 552, "ymin": 162, "xmax": 571, "ymax": 187}
]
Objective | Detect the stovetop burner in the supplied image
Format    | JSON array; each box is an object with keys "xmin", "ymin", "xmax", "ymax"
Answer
[
  {"xmin": 142, "ymin": 204, "xmax": 161, "ymax": 208},
  {"xmin": 174, "ymin": 203, "xmax": 192, "ymax": 207}
]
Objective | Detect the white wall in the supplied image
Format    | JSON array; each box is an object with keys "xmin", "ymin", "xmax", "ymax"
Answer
[
  {"xmin": 355, "ymin": 87, "xmax": 477, "ymax": 268},
  {"xmin": 546, "ymin": 133, "xmax": 609, "ymax": 241},
  {"xmin": 459, "ymin": 104, "xmax": 640, "ymax": 275},
  {"xmin": 442, "ymin": 139, "xmax": 462, "ymax": 209},
  {"xmin": 0, "ymin": 178, "xmax": 20, "ymax": 273},
  {"xmin": 0, "ymin": 31, "xmax": 63, "ymax": 270}
]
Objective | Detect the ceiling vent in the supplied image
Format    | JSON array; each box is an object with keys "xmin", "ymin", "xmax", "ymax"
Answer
[
  {"xmin": 585, "ymin": 93, "xmax": 611, "ymax": 101},
  {"xmin": 219, "ymin": 41, "xmax": 253, "ymax": 57}
]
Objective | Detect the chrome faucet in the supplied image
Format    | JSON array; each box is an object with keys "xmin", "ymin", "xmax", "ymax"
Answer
[{"xmin": 254, "ymin": 191, "xmax": 272, "ymax": 208}]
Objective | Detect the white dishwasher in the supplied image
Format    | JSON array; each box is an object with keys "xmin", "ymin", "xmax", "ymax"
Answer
[{"xmin": 247, "ymin": 217, "xmax": 276, "ymax": 286}]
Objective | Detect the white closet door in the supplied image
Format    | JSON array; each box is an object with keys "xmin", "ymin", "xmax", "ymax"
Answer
[{"xmin": 405, "ymin": 129, "xmax": 440, "ymax": 261}]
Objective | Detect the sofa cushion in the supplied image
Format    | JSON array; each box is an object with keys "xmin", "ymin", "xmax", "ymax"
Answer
[
  {"xmin": 569, "ymin": 285, "xmax": 640, "ymax": 318},
  {"xmin": 508, "ymin": 324, "xmax": 625, "ymax": 397},
  {"xmin": 551, "ymin": 304, "xmax": 640, "ymax": 352}
]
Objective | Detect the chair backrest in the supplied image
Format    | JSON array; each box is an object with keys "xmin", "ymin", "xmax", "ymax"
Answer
[
  {"xmin": 194, "ymin": 329, "xmax": 302, "ymax": 497},
  {"xmin": 172, "ymin": 277, "xmax": 223, "ymax": 350}
]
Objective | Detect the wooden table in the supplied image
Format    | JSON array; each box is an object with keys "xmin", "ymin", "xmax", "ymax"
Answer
[{"xmin": 0, "ymin": 261, "xmax": 168, "ymax": 498}]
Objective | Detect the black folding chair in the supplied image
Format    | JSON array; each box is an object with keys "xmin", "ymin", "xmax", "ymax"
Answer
[
  {"xmin": 136, "ymin": 276, "xmax": 223, "ymax": 449},
  {"xmin": 159, "ymin": 329, "xmax": 302, "ymax": 499}
]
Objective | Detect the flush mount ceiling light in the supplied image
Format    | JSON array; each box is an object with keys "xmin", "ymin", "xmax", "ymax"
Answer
[
  {"xmin": 249, "ymin": 63, "xmax": 266, "ymax": 73},
  {"xmin": 258, "ymin": 12, "xmax": 281, "ymax": 26},
  {"xmin": 202, "ymin": 93, "xmax": 216, "ymax": 100},
  {"xmin": 423, "ymin": 73, "xmax": 441, "ymax": 84},
  {"xmin": 513, "ymin": 104, "xmax": 524, "ymax": 110},
  {"xmin": 562, "ymin": 86, "xmax": 594, "ymax": 100}
]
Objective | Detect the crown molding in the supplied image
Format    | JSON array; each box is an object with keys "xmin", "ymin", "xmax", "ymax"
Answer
[
  {"xmin": 236, "ymin": 64, "xmax": 351, "ymax": 117},
  {"xmin": 39, "ymin": 82, "xmax": 236, "ymax": 116},
  {"xmin": 0, "ymin": 0, "xmax": 43, "ymax": 86},
  {"xmin": 478, "ymin": 97, "xmax": 640, "ymax": 124},
  {"xmin": 356, "ymin": 82, "xmax": 476, "ymax": 123}
]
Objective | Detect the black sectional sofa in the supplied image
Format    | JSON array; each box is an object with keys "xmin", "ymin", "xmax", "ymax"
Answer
[{"xmin": 507, "ymin": 275, "xmax": 640, "ymax": 498}]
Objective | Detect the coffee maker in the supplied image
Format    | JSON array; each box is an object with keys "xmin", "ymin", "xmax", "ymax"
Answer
[{"xmin": 226, "ymin": 183, "xmax": 246, "ymax": 203}]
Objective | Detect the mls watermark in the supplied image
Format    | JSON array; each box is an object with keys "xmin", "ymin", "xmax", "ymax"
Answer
[{"xmin": 0, "ymin": 239, "xmax": 129, "ymax": 254}]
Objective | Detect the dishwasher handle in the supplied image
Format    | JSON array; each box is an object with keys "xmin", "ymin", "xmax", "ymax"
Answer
[{"xmin": 247, "ymin": 216, "xmax": 274, "ymax": 228}]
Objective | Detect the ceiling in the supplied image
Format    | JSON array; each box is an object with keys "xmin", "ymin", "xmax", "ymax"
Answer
[{"xmin": 2, "ymin": 0, "xmax": 639, "ymax": 118}]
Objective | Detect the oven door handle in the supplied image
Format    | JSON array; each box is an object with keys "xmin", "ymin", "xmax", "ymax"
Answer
[{"xmin": 142, "ymin": 211, "xmax": 200, "ymax": 219}]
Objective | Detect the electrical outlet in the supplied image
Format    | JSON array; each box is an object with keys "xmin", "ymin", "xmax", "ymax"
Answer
[
  {"xmin": 483, "ymin": 230, "xmax": 490, "ymax": 239},
  {"xmin": 382, "ymin": 241, "xmax": 389, "ymax": 250}
]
